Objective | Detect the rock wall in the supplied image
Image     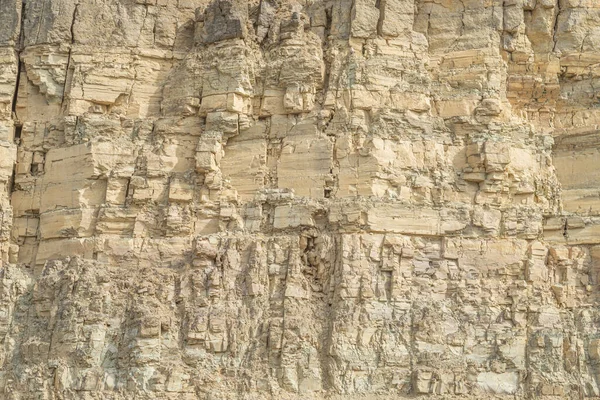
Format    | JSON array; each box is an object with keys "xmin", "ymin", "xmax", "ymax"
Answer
[{"xmin": 0, "ymin": 0, "xmax": 599, "ymax": 398}]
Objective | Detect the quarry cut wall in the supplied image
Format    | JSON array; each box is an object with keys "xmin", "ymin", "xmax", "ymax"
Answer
[{"xmin": 1, "ymin": 0, "xmax": 600, "ymax": 398}]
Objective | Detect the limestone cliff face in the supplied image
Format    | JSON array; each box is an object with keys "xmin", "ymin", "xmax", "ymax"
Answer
[{"xmin": 0, "ymin": 0, "xmax": 599, "ymax": 398}]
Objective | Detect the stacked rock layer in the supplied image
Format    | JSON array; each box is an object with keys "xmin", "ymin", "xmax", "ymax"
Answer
[{"xmin": 0, "ymin": 0, "xmax": 600, "ymax": 398}]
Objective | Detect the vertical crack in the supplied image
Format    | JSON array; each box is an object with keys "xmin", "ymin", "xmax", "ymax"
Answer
[
  {"xmin": 552, "ymin": 0, "xmax": 561, "ymax": 53},
  {"xmin": 320, "ymin": 5, "xmax": 333, "ymax": 99},
  {"xmin": 375, "ymin": 0, "xmax": 386, "ymax": 37},
  {"xmin": 34, "ymin": 0, "xmax": 48, "ymax": 45},
  {"xmin": 61, "ymin": 2, "xmax": 78, "ymax": 113},
  {"xmin": 70, "ymin": 3, "xmax": 77, "ymax": 43},
  {"xmin": 11, "ymin": 0, "xmax": 27, "ymax": 122},
  {"xmin": 7, "ymin": 0, "xmax": 27, "ymax": 263},
  {"xmin": 8, "ymin": 163, "xmax": 16, "ymax": 195},
  {"xmin": 150, "ymin": 4, "xmax": 157, "ymax": 46},
  {"xmin": 10, "ymin": 60, "xmax": 22, "ymax": 118}
]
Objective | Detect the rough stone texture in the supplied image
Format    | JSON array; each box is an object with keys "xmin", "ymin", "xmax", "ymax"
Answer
[{"xmin": 0, "ymin": 0, "xmax": 600, "ymax": 398}]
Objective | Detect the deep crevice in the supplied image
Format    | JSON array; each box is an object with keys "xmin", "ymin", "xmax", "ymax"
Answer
[
  {"xmin": 70, "ymin": 3, "xmax": 77, "ymax": 43},
  {"xmin": 552, "ymin": 0, "xmax": 561, "ymax": 53},
  {"xmin": 61, "ymin": 2, "xmax": 78, "ymax": 112},
  {"xmin": 375, "ymin": 0, "xmax": 386, "ymax": 37},
  {"xmin": 320, "ymin": 5, "xmax": 333, "ymax": 103},
  {"xmin": 8, "ymin": 0, "xmax": 26, "ymax": 248},
  {"xmin": 8, "ymin": 164, "xmax": 16, "ymax": 194},
  {"xmin": 11, "ymin": 0, "xmax": 27, "ymax": 119},
  {"xmin": 13, "ymin": 125, "xmax": 22, "ymax": 143},
  {"xmin": 10, "ymin": 60, "xmax": 22, "ymax": 117}
]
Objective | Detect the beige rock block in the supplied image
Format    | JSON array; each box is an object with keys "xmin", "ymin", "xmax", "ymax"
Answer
[
  {"xmin": 455, "ymin": 238, "xmax": 528, "ymax": 276},
  {"xmin": 561, "ymin": 188, "xmax": 600, "ymax": 214},
  {"xmin": 1, "ymin": 0, "xmax": 599, "ymax": 396},
  {"xmin": 169, "ymin": 179, "xmax": 194, "ymax": 202},
  {"xmin": 95, "ymin": 208, "xmax": 136, "ymax": 236},
  {"xmin": 590, "ymin": 339, "xmax": 600, "ymax": 361},
  {"xmin": 206, "ymin": 111, "xmax": 238, "ymax": 138},
  {"xmin": 554, "ymin": 144, "xmax": 600, "ymax": 214},
  {"xmin": 526, "ymin": 241, "xmax": 549, "ymax": 282},
  {"xmin": 70, "ymin": 75, "xmax": 134, "ymax": 108},
  {"xmin": 473, "ymin": 205, "xmax": 502, "ymax": 234},
  {"xmin": 350, "ymin": 0, "xmax": 379, "ymax": 38},
  {"xmin": 226, "ymin": 92, "xmax": 249, "ymax": 114},
  {"xmin": 259, "ymin": 89, "xmax": 285, "ymax": 116},
  {"xmin": 44, "ymin": 142, "xmax": 134, "ymax": 183},
  {"xmin": 380, "ymin": 0, "xmax": 414, "ymax": 37},
  {"xmin": 40, "ymin": 179, "xmax": 107, "ymax": 213},
  {"xmin": 143, "ymin": 136, "xmax": 196, "ymax": 175},
  {"xmin": 0, "ymin": 121, "xmax": 15, "ymax": 142},
  {"xmin": 195, "ymin": 152, "xmax": 218, "ymax": 173},
  {"xmin": 412, "ymin": 370, "xmax": 432, "ymax": 394},
  {"xmin": 196, "ymin": 133, "xmax": 223, "ymax": 173},
  {"xmin": 0, "ymin": 142, "xmax": 15, "ymax": 181},
  {"xmin": 367, "ymin": 204, "xmax": 467, "ymax": 235},
  {"xmin": 105, "ymin": 178, "xmax": 129, "ymax": 205},
  {"xmin": 39, "ymin": 209, "xmax": 97, "ymax": 239},
  {"xmin": 509, "ymin": 147, "xmax": 536, "ymax": 172},
  {"xmin": 36, "ymin": 238, "xmax": 94, "ymax": 265},
  {"xmin": 21, "ymin": 46, "xmax": 69, "ymax": 101},
  {"xmin": 0, "ymin": 50, "xmax": 17, "ymax": 121},
  {"xmin": 299, "ymin": 371, "xmax": 322, "ymax": 393},
  {"xmin": 98, "ymin": 237, "xmax": 135, "ymax": 259},
  {"xmin": 284, "ymin": 85, "xmax": 303, "ymax": 113},
  {"xmin": 273, "ymin": 205, "xmax": 314, "ymax": 229},
  {"xmin": 435, "ymin": 98, "xmax": 478, "ymax": 117},
  {"xmin": 351, "ymin": 87, "xmax": 382, "ymax": 110},
  {"xmin": 367, "ymin": 205, "xmax": 439, "ymax": 235},
  {"xmin": 484, "ymin": 141, "xmax": 511, "ymax": 171},
  {"xmin": 389, "ymin": 91, "xmax": 430, "ymax": 112},
  {"xmin": 463, "ymin": 172, "xmax": 486, "ymax": 182},
  {"xmin": 499, "ymin": 336, "xmax": 526, "ymax": 369},
  {"xmin": 44, "ymin": 144, "xmax": 96, "ymax": 182},
  {"xmin": 535, "ymin": 306, "xmax": 561, "ymax": 328},
  {"xmin": 476, "ymin": 372, "xmax": 519, "ymax": 394},
  {"xmin": 544, "ymin": 221, "xmax": 600, "ymax": 245},
  {"xmin": 11, "ymin": 186, "xmax": 42, "ymax": 217},
  {"xmin": 11, "ymin": 217, "xmax": 38, "ymax": 244},
  {"xmin": 220, "ymin": 133, "xmax": 266, "ymax": 200},
  {"xmin": 277, "ymin": 134, "xmax": 332, "ymax": 198},
  {"xmin": 442, "ymin": 237, "xmax": 460, "ymax": 259},
  {"xmin": 199, "ymin": 94, "xmax": 228, "ymax": 115}
]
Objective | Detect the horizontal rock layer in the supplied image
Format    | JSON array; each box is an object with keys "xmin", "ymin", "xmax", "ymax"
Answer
[{"xmin": 0, "ymin": 0, "xmax": 600, "ymax": 398}]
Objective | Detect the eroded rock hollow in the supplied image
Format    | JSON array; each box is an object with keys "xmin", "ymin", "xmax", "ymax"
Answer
[{"xmin": 1, "ymin": 0, "xmax": 600, "ymax": 398}]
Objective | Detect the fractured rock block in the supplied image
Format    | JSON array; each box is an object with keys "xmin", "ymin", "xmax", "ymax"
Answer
[{"xmin": 199, "ymin": 0, "xmax": 248, "ymax": 44}]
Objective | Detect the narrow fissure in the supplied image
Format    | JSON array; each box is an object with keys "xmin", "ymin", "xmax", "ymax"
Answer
[
  {"xmin": 124, "ymin": 177, "xmax": 132, "ymax": 205},
  {"xmin": 11, "ymin": 0, "xmax": 27, "ymax": 118},
  {"xmin": 13, "ymin": 125, "xmax": 22, "ymax": 142},
  {"xmin": 320, "ymin": 5, "xmax": 333, "ymax": 98},
  {"xmin": 61, "ymin": 2, "xmax": 78, "ymax": 112},
  {"xmin": 70, "ymin": 3, "xmax": 77, "ymax": 43},
  {"xmin": 8, "ymin": 164, "xmax": 16, "ymax": 194},
  {"xmin": 10, "ymin": 60, "xmax": 22, "ymax": 117},
  {"xmin": 552, "ymin": 0, "xmax": 561, "ymax": 53},
  {"xmin": 375, "ymin": 0, "xmax": 386, "ymax": 37},
  {"xmin": 7, "ymin": 0, "xmax": 28, "ymax": 259}
]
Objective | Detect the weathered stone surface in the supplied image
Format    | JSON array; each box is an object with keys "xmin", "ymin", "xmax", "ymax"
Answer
[{"xmin": 0, "ymin": 0, "xmax": 600, "ymax": 398}]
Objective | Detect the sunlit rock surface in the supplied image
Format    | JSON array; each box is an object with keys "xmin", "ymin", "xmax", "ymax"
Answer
[{"xmin": 1, "ymin": 0, "xmax": 600, "ymax": 398}]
